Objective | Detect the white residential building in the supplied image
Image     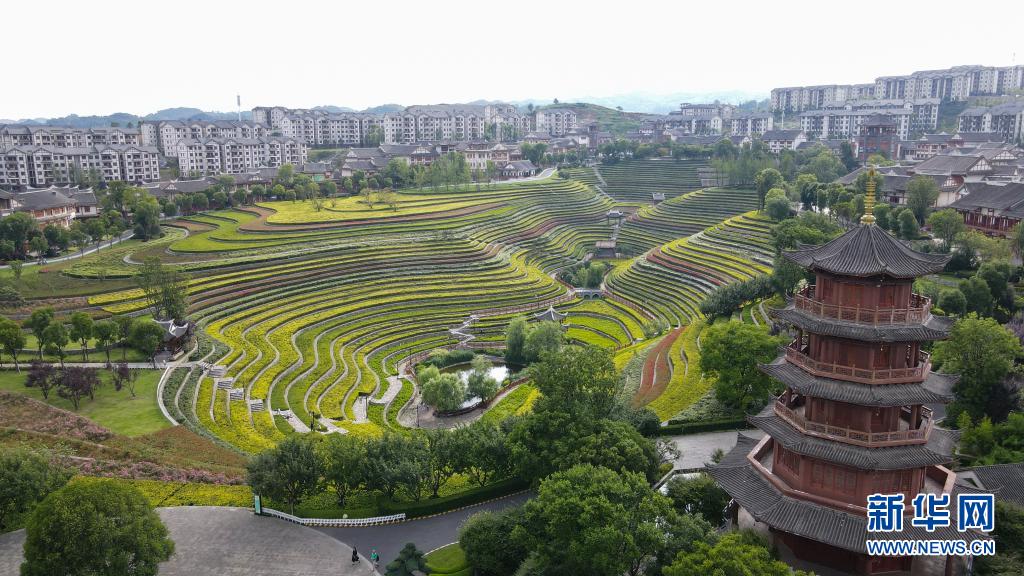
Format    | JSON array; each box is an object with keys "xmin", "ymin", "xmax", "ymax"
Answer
[
  {"xmin": 958, "ymin": 102, "xmax": 1024, "ymax": 143},
  {"xmin": 1, "ymin": 125, "xmax": 143, "ymax": 148},
  {"xmin": 534, "ymin": 108, "xmax": 578, "ymax": 136},
  {"xmin": 141, "ymin": 120, "xmax": 269, "ymax": 156},
  {"xmin": 176, "ymin": 137, "xmax": 307, "ymax": 177},
  {"xmin": 0, "ymin": 144, "xmax": 160, "ymax": 189}
]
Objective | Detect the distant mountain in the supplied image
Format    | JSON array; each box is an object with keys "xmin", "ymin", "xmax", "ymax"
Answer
[
  {"xmin": 1, "ymin": 107, "xmax": 251, "ymax": 128},
  {"xmin": 313, "ymin": 105, "xmax": 356, "ymax": 114},
  {"xmin": 514, "ymin": 91, "xmax": 769, "ymax": 114},
  {"xmin": 361, "ymin": 104, "xmax": 404, "ymax": 114}
]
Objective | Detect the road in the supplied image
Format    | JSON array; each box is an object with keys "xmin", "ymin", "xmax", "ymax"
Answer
[
  {"xmin": 317, "ymin": 491, "xmax": 531, "ymax": 563},
  {"xmin": 0, "ymin": 230, "xmax": 135, "ymax": 269}
]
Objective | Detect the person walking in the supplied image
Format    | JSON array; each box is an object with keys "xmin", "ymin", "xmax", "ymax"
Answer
[
  {"xmin": 370, "ymin": 549, "xmax": 379, "ymax": 567},
  {"xmin": 351, "ymin": 547, "xmax": 359, "ymax": 565}
]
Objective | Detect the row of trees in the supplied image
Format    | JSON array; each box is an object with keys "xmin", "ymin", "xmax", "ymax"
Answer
[
  {"xmin": 2, "ymin": 307, "xmax": 167, "ymax": 369},
  {"xmin": 503, "ymin": 319, "xmax": 564, "ymax": 366},
  {"xmin": 247, "ymin": 418, "xmax": 513, "ymax": 513}
]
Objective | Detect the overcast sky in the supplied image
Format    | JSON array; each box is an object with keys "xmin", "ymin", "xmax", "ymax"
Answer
[{"xmin": 6, "ymin": 0, "xmax": 1023, "ymax": 119}]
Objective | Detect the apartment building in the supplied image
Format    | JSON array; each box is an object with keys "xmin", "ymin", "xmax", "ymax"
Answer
[
  {"xmin": 772, "ymin": 64, "xmax": 1024, "ymax": 113},
  {"xmin": 799, "ymin": 108, "xmax": 913, "ymax": 141},
  {"xmin": 729, "ymin": 113, "xmax": 774, "ymax": 137},
  {"xmin": 1, "ymin": 125, "xmax": 142, "ymax": 148},
  {"xmin": 760, "ymin": 129, "xmax": 807, "ymax": 154},
  {"xmin": 534, "ymin": 108, "xmax": 577, "ymax": 136},
  {"xmin": 0, "ymin": 144, "xmax": 160, "ymax": 189},
  {"xmin": 958, "ymin": 101, "xmax": 1024, "ymax": 143},
  {"xmin": 142, "ymin": 120, "xmax": 269, "ymax": 156},
  {"xmin": 261, "ymin": 103, "xmax": 533, "ymax": 146},
  {"xmin": 456, "ymin": 142, "xmax": 521, "ymax": 171},
  {"xmin": 176, "ymin": 136, "xmax": 307, "ymax": 176}
]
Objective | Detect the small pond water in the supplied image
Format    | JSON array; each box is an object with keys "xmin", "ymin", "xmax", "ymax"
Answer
[{"xmin": 438, "ymin": 361, "xmax": 509, "ymax": 410}]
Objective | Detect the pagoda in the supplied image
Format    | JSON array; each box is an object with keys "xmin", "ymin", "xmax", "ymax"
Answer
[{"xmin": 709, "ymin": 174, "xmax": 988, "ymax": 575}]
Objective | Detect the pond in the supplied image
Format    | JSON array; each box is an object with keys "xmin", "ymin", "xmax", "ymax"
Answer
[
  {"xmin": 439, "ymin": 360, "xmax": 509, "ymax": 410},
  {"xmin": 440, "ymin": 360, "xmax": 509, "ymax": 384}
]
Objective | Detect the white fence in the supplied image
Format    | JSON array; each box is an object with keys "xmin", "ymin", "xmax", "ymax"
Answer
[{"xmin": 261, "ymin": 508, "xmax": 406, "ymax": 527}]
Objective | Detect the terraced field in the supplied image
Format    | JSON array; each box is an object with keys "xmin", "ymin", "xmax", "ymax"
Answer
[
  {"xmin": 606, "ymin": 209, "xmax": 773, "ymax": 326},
  {"xmin": 77, "ymin": 172, "xmax": 772, "ymax": 449},
  {"xmin": 593, "ymin": 159, "xmax": 707, "ymax": 202}
]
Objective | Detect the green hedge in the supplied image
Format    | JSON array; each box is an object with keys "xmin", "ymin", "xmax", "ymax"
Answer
[
  {"xmin": 382, "ymin": 477, "xmax": 529, "ymax": 518},
  {"xmin": 654, "ymin": 416, "xmax": 748, "ymax": 436}
]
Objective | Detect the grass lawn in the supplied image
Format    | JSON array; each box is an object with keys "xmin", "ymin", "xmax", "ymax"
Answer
[
  {"xmin": 0, "ymin": 368, "xmax": 169, "ymax": 436},
  {"xmin": 425, "ymin": 543, "xmax": 470, "ymax": 576}
]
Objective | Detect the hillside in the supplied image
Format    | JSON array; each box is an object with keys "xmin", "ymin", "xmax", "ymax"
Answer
[{"xmin": 538, "ymin": 102, "xmax": 660, "ymax": 136}]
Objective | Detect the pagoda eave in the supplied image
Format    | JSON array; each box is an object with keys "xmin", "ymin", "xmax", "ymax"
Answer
[
  {"xmin": 749, "ymin": 408, "xmax": 958, "ymax": 470},
  {"xmin": 771, "ymin": 306, "xmax": 952, "ymax": 342},
  {"xmin": 759, "ymin": 359, "xmax": 957, "ymax": 407}
]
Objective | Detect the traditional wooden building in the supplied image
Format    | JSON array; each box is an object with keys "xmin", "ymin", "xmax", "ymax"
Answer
[{"xmin": 709, "ymin": 176, "xmax": 989, "ymax": 575}]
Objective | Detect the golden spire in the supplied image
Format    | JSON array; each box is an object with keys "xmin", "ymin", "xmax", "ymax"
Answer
[{"xmin": 860, "ymin": 167, "xmax": 876, "ymax": 225}]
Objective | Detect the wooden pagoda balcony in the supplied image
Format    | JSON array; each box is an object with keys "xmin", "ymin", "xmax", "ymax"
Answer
[
  {"xmin": 774, "ymin": 398, "xmax": 933, "ymax": 447},
  {"xmin": 785, "ymin": 340, "xmax": 930, "ymax": 384},
  {"xmin": 792, "ymin": 285, "xmax": 931, "ymax": 324}
]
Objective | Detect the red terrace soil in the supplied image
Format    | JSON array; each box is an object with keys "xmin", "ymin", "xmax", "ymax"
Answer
[
  {"xmin": 236, "ymin": 202, "xmax": 503, "ymax": 232},
  {"xmin": 633, "ymin": 327, "xmax": 683, "ymax": 407},
  {"xmin": 646, "ymin": 249, "xmax": 730, "ymax": 285}
]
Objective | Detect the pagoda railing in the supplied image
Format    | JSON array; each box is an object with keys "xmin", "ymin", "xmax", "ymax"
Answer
[
  {"xmin": 774, "ymin": 399, "xmax": 932, "ymax": 447},
  {"xmin": 785, "ymin": 340, "xmax": 930, "ymax": 384},
  {"xmin": 793, "ymin": 285, "xmax": 931, "ymax": 325}
]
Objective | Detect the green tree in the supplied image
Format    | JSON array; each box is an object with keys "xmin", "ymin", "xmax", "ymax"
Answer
[
  {"xmin": 0, "ymin": 212, "xmax": 38, "ymax": 258},
  {"xmin": 111, "ymin": 314, "xmax": 133, "ymax": 361},
  {"xmin": 0, "ymin": 447, "xmax": 71, "ymax": 532},
  {"xmin": 701, "ymin": 320, "xmax": 780, "ymax": 411},
  {"xmin": 421, "ymin": 373, "xmax": 466, "ymax": 412},
  {"xmin": 385, "ymin": 543, "xmax": 428, "ymax": 576},
  {"xmin": 29, "ymin": 236, "xmax": 47, "ymax": 261},
  {"xmin": 92, "ymin": 320, "xmax": 117, "ymax": 365},
  {"xmin": 898, "ymin": 208, "xmax": 919, "ymax": 239},
  {"xmin": 0, "ymin": 317, "xmax": 27, "ymax": 371},
  {"xmin": 459, "ymin": 508, "xmax": 529, "ymax": 576},
  {"xmin": 764, "ymin": 195, "xmax": 790, "ymax": 221},
  {"xmin": 318, "ymin": 433, "xmax": 365, "ymax": 507},
  {"xmin": 933, "ymin": 314, "xmax": 1023, "ymax": 422},
  {"xmin": 665, "ymin": 473, "xmax": 731, "ymax": 525},
  {"xmin": 523, "ymin": 321, "xmax": 563, "ymax": 363},
  {"xmin": 938, "ymin": 288, "xmax": 967, "ymax": 316},
  {"xmin": 505, "ymin": 317, "xmax": 528, "ymax": 365},
  {"xmin": 68, "ymin": 312, "xmax": 93, "ymax": 363},
  {"xmin": 362, "ymin": 433, "xmax": 429, "ymax": 500},
  {"xmin": 958, "ymin": 276, "xmax": 994, "ymax": 317},
  {"xmin": 753, "ymin": 168, "xmax": 783, "ymax": 210},
  {"xmin": 513, "ymin": 464, "xmax": 675, "ymax": 576},
  {"xmin": 466, "ymin": 354, "xmax": 499, "ymax": 401},
  {"xmin": 906, "ymin": 175, "xmax": 940, "ymax": 225},
  {"xmin": 246, "ymin": 436, "xmax": 322, "ymax": 514},
  {"xmin": 132, "ymin": 199, "xmax": 162, "ymax": 240},
  {"xmin": 424, "ymin": 428, "xmax": 463, "ymax": 498},
  {"xmin": 21, "ymin": 479, "xmax": 174, "ymax": 576},
  {"xmin": 24, "ymin": 307, "xmax": 54, "ymax": 361},
  {"xmin": 663, "ymin": 531, "xmax": 796, "ymax": 576},
  {"xmin": 926, "ymin": 209, "xmax": 965, "ymax": 252},
  {"xmin": 128, "ymin": 320, "xmax": 165, "ymax": 367},
  {"xmin": 41, "ymin": 322, "xmax": 68, "ymax": 369},
  {"xmin": 277, "ymin": 163, "xmax": 294, "ymax": 187}
]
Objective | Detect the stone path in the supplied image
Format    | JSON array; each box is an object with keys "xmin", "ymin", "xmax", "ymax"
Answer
[
  {"xmin": 352, "ymin": 395, "xmax": 369, "ymax": 423},
  {"xmin": 371, "ymin": 377, "xmax": 403, "ymax": 405},
  {"xmin": 664, "ymin": 429, "xmax": 765, "ymax": 471},
  {"xmin": 0, "ymin": 507, "xmax": 377, "ymax": 576}
]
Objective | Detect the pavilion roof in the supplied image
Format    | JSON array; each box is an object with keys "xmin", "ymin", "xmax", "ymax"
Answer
[{"xmin": 783, "ymin": 225, "xmax": 949, "ymax": 278}]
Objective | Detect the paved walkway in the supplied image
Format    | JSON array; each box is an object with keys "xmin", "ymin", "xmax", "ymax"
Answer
[
  {"xmin": 318, "ymin": 491, "xmax": 531, "ymax": 563},
  {"xmin": 664, "ymin": 429, "xmax": 764, "ymax": 470},
  {"xmin": 0, "ymin": 507, "xmax": 377, "ymax": 576},
  {"xmin": 0, "ymin": 231, "xmax": 135, "ymax": 270}
]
